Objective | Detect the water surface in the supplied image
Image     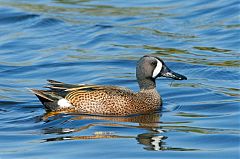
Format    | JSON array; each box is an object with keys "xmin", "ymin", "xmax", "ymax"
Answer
[{"xmin": 0, "ymin": 0, "xmax": 239, "ymax": 159}]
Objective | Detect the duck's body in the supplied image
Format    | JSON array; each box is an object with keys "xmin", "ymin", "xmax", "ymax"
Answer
[
  {"xmin": 31, "ymin": 55, "xmax": 187, "ymax": 116},
  {"xmin": 32, "ymin": 81, "xmax": 161, "ymax": 116}
]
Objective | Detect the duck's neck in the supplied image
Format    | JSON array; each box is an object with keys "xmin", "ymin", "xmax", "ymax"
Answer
[
  {"xmin": 137, "ymin": 78, "xmax": 156, "ymax": 91},
  {"xmin": 137, "ymin": 81, "xmax": 161, "ymax": 107},
  {"xmin": 137, "ymin": 77, "xmax": 161, "ymax": 107}
]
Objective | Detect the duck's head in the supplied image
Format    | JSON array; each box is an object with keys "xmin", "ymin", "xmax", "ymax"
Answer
[{"xmin": 136, "ymin": 55, "xmax": 187, "ymax": 90}]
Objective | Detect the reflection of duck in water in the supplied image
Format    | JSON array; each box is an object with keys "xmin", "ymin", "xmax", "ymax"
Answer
[
  {"xmin": 31, "ymin": 55, "xmax": 187, "ymax": 116},
  {"xmin": 42, "ymin": 112, "xmax": 166, "ymax": 151}
]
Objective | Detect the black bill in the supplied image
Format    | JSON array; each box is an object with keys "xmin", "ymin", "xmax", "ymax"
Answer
[{"xmin": 160, "ymin": 65, "xmax": 187, "ymax": 80}]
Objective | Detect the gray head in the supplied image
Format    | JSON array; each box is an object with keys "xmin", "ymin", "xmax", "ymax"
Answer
[{"xmin": 136, "ymin": 55, "xmax": 187, "ymax": 90}]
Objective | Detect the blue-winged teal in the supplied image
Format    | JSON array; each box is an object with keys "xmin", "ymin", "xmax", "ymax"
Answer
[{"xmin": 31, "ymin": 55, "xmax": 187, "ymax": 116}]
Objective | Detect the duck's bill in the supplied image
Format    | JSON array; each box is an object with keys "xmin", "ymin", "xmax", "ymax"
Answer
[{"xmin": 160, "ymin": 66, "xmax": 187, "ymax": 80}]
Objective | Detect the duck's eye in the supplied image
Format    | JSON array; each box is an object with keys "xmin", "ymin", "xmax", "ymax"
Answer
[{"xmin": 151, "ymin": 61, "xmax": 157, "ymax": 66}]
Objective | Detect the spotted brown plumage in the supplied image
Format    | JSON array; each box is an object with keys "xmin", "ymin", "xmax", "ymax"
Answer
[{"xmin": 31, "ymin": 55, "xmax": 187, "ymax": 116}]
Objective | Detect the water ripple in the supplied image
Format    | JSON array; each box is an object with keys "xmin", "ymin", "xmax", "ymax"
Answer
[{"xmin": 0, "ymin": 0, "xmax": 239, "ymax": 159}]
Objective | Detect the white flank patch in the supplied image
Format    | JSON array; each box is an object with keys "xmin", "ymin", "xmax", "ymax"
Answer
[
  {"xmin": 57, "ymin": 98, "xmax": 73, "ymax": 108},
  {"xmin": 152, "ymin": 59, "xmax": 163, "ymax": 78}
]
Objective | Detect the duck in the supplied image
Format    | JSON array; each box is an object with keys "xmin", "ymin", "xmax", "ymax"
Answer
[{"xmin": 31, "ymin": 55, "xmax": 187, "ymax": 116}]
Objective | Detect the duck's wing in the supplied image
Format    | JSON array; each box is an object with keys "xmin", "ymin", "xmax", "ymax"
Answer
[
  {"xmin": 31, "ymin": 80, "xmax": 133, "ymax": 111},
  {"xmin": 44, "ymin": 79, "xmax": 85, "ymax": 91},
  {"xmin": 45, "ymin": 79, "xmax": 132, "ymax": 93}
]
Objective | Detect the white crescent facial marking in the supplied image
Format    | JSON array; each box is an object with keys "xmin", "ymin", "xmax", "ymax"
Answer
[
  {"xmin": 57, "ymin": 98, "xmax": 73, "ymax": 108},
  {"xmin": 152, "ymin": 59, "xmax": 163, "ymax": 78}
]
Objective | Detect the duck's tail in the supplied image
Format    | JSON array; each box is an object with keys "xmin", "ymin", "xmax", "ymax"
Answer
[
  {"xmin": 30, "ymin": 89, "xmax": 62, "ymax": 111},
  {"xmin": 30, "ymin": 80, "xmax": 86, "ymax": 112}
]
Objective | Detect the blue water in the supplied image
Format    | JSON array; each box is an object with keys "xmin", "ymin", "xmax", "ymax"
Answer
[{"xmin": 0, "ymin": 0, "xmax": 239, "ymax": 159}]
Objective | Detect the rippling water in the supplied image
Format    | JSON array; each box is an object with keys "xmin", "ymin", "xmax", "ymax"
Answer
[{"xmin": 0, "ymin": 0, "xmax": 239, "ymax": 159}]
